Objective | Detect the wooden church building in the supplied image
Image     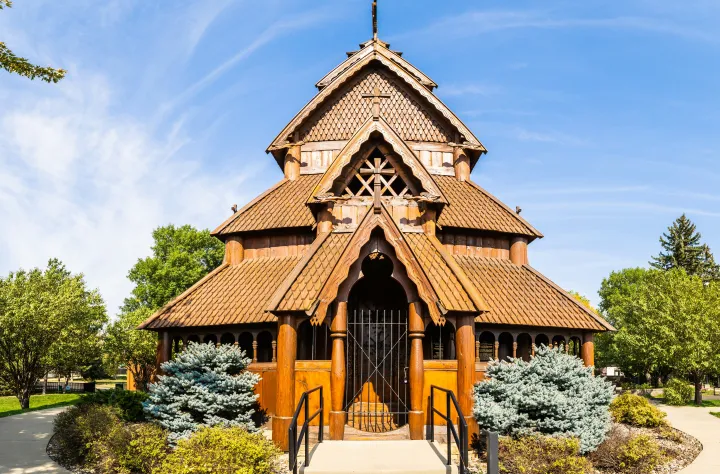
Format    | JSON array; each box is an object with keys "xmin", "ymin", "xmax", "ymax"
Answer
[{"xmin": 139, "ymin": 8, "xmax": 613, "ymax": 449}]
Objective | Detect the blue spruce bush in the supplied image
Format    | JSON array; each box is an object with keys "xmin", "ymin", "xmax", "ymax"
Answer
[
  {"xmin": 473, "ymin": 345, "xmax": 613, "ymax": 453},
  {"xmin": 144, "ymin": 342, "xmax": 260, "ymax": 442}
]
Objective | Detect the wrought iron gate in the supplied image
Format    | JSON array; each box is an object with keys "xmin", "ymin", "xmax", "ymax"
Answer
[{"xmin": 344, "ymin": 309, "xmax": 409, "ymax": 432}]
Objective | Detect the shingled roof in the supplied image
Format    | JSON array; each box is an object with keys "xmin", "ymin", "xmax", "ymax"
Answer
[
  {"xmin": 212, "ymin": 175, "xmax": 321, "ymax": 237},
  {"xmin": 454, "ymin": 255, "xmax": 613, "ymax": 331},
  {"xmin": 434, "ymin": 176, "xmax": 542, "ymax": 238},
  {"xmin": 138, "ymin": 256, "xmax": 302, "ymax": 329}
]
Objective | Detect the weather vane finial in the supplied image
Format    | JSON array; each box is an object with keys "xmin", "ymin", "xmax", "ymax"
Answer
[{"xmin": 372, "ymin": 0, "xmax": 378, "ymax": 40}]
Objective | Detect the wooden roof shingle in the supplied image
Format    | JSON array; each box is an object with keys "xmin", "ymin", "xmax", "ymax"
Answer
[
  {"xmin": 454, "ymin": 255, "xmax": 613, "ymax": 331},
  {"xmin": 434, "ymin": 176, "xmax": 542, "ymax": 238}
]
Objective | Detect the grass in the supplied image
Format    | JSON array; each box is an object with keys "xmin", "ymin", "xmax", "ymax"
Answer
[
  {"xmin": 684, "ymin": 399, "xmax": 720, "ymax": 407},
  {"xmin": 711, "ymin": 412, "xmax": 720, "ymax": 419},
  {"xmin": 0, "ymin": 393, "xmax": 81, "ymax": 418}
]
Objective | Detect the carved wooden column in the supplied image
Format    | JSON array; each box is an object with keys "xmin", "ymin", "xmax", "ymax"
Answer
[
  {"xmin": 408, "ymin": 301, "xmax": 425, "ymax": 440},
  {"xmin": 155, "ymin": 331, "xmax": 171, "ymax": 377},
  {"xmin": 272, "ymin": 314, "xmax": 297, "ymax": 450},
  {"xmin": 493, "ymin": 341, "xmax": 499, "ymax": 360},
  {"xmin": 512, "ymin": 341, "xmax": 518, "ymax": 359},
  {"xmin": 252, "ymin": 340, "xmax": 258, "ymax": 363},
  {"xmin": 284, "ymin": 145, "xmax": 301, "ymax": 181},
  {"xmin": 271, "ymin": 340, "xmax": 277, "ymax": 363},
  {"xmin": 509, "ymin": 237, "xmax": 528, "ymax": 265},
  {"xmin": 456, "ymin": 314, "xmax": 477, "ymax": 434},
  {"xmin": 531, "ymin": 343, "xmax": 536, "ymax": 357},
  {"xmin": 475, "ymin": 339, "xmax": 480, "ymax": 362},
  {"xmin": 225, "ymin": 236, "xmax": 244, "ymax": 265},
  {"xmin": 330, "ymin": 302, "xmax": 347, "ymax": 440},
  {"xmin": 453, "ymin": 147, "xmax": 471, "ymax": 182},
  {"xmin": 582, "ymin": 333, "xmax": 595, "ymax": 368}
]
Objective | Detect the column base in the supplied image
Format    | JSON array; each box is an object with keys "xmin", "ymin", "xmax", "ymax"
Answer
[
  {"xmin": 409, "ymin": 411, "xmax": 424, "ymax": 440},
  {"xmin": 465, "ymin": 416, "xmax": 480, "ymax": 443},
  {"xmin": 272, "ymin": 416, "xmax": 293, "ymax": 451},
  {"xmin": 329, "ymin": 411, "xmax": 346, "ymax": 440}
]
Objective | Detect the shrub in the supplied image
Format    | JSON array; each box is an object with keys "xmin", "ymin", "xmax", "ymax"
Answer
[
  {"xmin": 90, "ymin": 422, "xmax": 169, "ymax": 473},
  {"xmin": 52, "ymin": 404, "xmax": 123, "ymax": 467},
  {"xmin": 156, "ymin": 426, "xmax": 281, "ymax": 474},
  {"xmin": 144, "ymin": 342, "xmax": 259, "ymax": 442},
  {"xmin": 591, "ymin": 425, "xmax": 665, "ymax": 474},
  {"xmin": 80, "ymin": 388, "xmax": 149, "ymax": 421},
  {"xmin": 473, "ymin": 346, "xmax": 613, "ymax": 453},
  {"xmin": 498, "ymin": 436, "xmax": 593, "ymax": 474},
  {"xmin": 610, "ymin": 393, "xmax": 667, "ymax": 427},
  {"xmin": 664, "ymin": 378, "xmax": 693, "ymax": 406}
]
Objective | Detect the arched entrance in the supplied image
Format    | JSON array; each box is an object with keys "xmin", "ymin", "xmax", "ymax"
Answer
[{"xmin": 344, "ymin": 252, "xmax": 409, "ymax": 432}]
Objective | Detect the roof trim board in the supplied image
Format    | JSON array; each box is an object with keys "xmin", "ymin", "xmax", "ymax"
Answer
[
  {"xmin": 308, "ymin": 117, "xmax": 446, "ymax": 204},
  {"xmin": 268, "ymin": 52, "xmax": 484, "ymax": 151}
]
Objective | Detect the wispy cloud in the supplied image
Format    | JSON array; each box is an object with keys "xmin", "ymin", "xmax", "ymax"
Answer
[
  {"xmin": 439, "ymin": 83, "xmax": 503, "ymax": 97},
  {"xmin": 395, "ymin": 10, "xmax": 720, "ymax": 44}
]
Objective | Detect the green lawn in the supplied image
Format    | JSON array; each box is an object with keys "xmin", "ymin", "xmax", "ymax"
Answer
[
  {"xmin": 685, "ymin": 399, "xmax": 720, "ymax": 407},
  {"xmin": 0, "ymin": 394, "xmax": 81, "ymax": 418},
  {"xmin": 711, "ymin": 412, "xmax": 720, "ymax": 419}
]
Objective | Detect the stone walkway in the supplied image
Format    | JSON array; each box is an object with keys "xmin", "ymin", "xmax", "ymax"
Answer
[
  {"xmin": 661, "ymin": 404, "xmax": 720, "ymax": 473},
  {"xmin": 0, "ymin": 407, "xmax": 69, "ymax": 474}
]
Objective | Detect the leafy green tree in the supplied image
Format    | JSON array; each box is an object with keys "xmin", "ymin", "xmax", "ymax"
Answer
[
  {"xmin": 104, "ymin": 308, "xmax": 158, "ymax": 392},
  {"xmin": 0, "ymin": 259, "xmax": 106, "ymax": 408},
  {"xmin": 650, "ymin": 214, "xmax": 720, "ymax": 280},
  {"xmin": 122, "ymin": 224, "xmax": 224, "ymax": 313},
  {"xmin": 0, "ymin": 1, "xmax": 66, "ymax": 82}
]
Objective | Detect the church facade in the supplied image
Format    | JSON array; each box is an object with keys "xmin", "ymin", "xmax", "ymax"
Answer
[{"xmin": 139, "ymin": 27, "xmax": 613, "ymax": 450}]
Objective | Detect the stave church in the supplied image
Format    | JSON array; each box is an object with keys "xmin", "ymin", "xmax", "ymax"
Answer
[{"xmin": 138, "ymin": 4, "xmax": 613, "ymax": 449}]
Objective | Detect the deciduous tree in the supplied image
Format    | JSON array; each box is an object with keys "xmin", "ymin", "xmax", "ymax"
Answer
[
  {"xmin": 104, "ymin": 308, "xmax": 158, "ymax": 392},
  {"xmin": 0, "ymin": 260, "xmax": 106, "ymax": 408},
  {"xmin": 0, "ymin": 1, "xmax": 66, "ymax": 82}
]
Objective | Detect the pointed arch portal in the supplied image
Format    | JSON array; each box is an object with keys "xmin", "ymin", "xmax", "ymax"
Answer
[{"xmin": 344, "ymin": 252, "xmax": 410, "ymax": 432}]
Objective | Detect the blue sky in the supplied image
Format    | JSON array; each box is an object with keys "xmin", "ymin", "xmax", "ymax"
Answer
[{"xmin": 1, "ymin": 0, "xmax": 719, "ymax": 314}]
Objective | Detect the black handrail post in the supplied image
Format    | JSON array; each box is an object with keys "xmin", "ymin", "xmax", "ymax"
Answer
[
  {"xmin": 429, "ymin": 388, "xmax": 435, "ymax": 441},
  {"xmin": 288, "ymin": 424, "xmax": 296, "ymax": 474},
  {"xmin": 446, "ymin": 394, "xmax": 451, "ymax": 467},
  {"xmin": 304, "ymin": 396, "xmax": 310, "ymax": 466},
  {"xmin": 319, "ymin": 386, "xmax": 324, "ymax": 443},
  {"xmin": 462, "ymin": 422, "xmax": 469, "ymax": 473}
]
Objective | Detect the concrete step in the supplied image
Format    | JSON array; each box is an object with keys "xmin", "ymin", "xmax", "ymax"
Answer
[{"xmin": 300, "ymin": 440, "xmax": 458, "ymax": 474}]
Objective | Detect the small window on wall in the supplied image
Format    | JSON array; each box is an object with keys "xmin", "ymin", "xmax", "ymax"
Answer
[
  {"xmin": 423, "ymin": 322, "xmax": 456, "ymax": 360},
  {"xmin": 297, "ymin": 320, "xmax": 330, "ymax": 360}
]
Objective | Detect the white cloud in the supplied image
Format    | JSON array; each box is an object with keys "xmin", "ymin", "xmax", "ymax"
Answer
[{"xmin": 0, "ymin": 73, "xmax": 250, "ymax": 316}]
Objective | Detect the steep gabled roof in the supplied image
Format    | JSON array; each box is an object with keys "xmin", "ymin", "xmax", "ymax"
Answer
[
  {"xmin": 308, "ymin": 117, "xmax": 446, "ymax": 203},
  {"xmin": 316, "ymin": 40, "xmax": 437, "ymax": 91},
  {"xmin": 455, "ymin": 255, "xmax": 614, "ymax": 331},
  {"xmin": 212, "ymin": 175, "xmax": 320, "ymax": 237},
  {"xmin": 268, "ymin": 50, "xmax": 484, "ymax": 152},
  {"xmin": 138, "ymin": 256, "xmax": 303, "ymax": 330},
  {"xmin": 434, "ymin": 176, "xmax": 543, "ymax": 238}
]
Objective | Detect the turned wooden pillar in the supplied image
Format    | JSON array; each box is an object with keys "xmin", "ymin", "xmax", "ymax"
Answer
[
  {"xmin": 509, "ymin": 237, "xmax": 528, "ymax": 265},
  {"xmin": 531, "ymin": 343, "xmax": 536, "ymax": 357},
  {"xmin": 317, "ymin": 207, "xmax": 334, "ymax": 234},
  {"xmin": 493, "ymin": 341, "xmax": 499, "ymax": 360},
  {"xmin": 271, "ymin": 340, "xmax": 277, "ymax": 363},
  {"xmin": 421, "ymin": 208, "xmax": 437, "ymax": 236},
  {"xmin": 284, "ymin": 145, "xmax": 301, "ymax": 181},
  {"xmin": 475, "ymin": 339, "xmax": 480, "ymax": 362},
  {"xmin": 408, "ymin": 301, "xmax": 425, "ymax": 440},
  {"xmin": 456, "ymin": 314, "xmax": 476, "ymax": 432},
  {"xmin": 224, "ymin": 236, "xmax": 244, "ymax": 265},
  {"xmin": 512, "ymin": 341, "xmax": 518, "ymax": 359},
  {"xmin": 252, "ymin": 340, "xmax": 258, "ymax": 363},
  {"xmin": 272, "ymin": 314, "xmax": 297, "ymax": 450},
  {"xmin": 582, "ymin": 333, "xmax": 595, "ymax": 368},
  {"xmin": 453, "ymin": 147, "xmax": 471, "ymax": 182},
  {"xmin": 330, "ymin": 302, "xmax": 347, "ymax": 440},
  {"xmin": 154, "ymin": 331, "xmax": 172, "ymax": 378}
]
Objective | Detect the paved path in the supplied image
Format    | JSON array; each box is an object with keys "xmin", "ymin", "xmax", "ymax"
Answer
[
  {"xmin": 0, "ymin": 407, "xmax": 69, "ymax": 474},
  {"xmin": 661, "ymin": 404, "xmax": 720, "ymax": 473}
]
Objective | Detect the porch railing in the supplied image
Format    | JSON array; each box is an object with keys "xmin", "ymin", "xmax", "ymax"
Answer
[
  {"xmin": 429, "ymin": 385, "xmax": 469, "ymax": 474},
  {"xmin": 288, "ymin": 385, "xmax": 324, "ymax": 474}
]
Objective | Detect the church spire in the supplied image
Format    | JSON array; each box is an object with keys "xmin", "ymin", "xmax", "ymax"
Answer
[{"xmin": 372, "ymin": 0, "xmax": 378, "ymax": 40}]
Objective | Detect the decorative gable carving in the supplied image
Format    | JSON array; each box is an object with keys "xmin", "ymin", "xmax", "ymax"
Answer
[{"xmin": 300, "ymin": 65, "xmax": 451, "ymax": 143}]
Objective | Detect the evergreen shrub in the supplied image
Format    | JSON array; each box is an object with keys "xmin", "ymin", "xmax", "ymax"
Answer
[
  {"xmin": 498, "ymin": 436, "xmax": 592, "ymax": 474},
  {"xmin": 90, "ymin": 422, "xmax": 169, "ymax": 473},
  {"xmin": 473, "ymin": 346, "xmax": 613, "ymax": 453},
  {"xmin": 664, "ymin": 378, "xmax": 693, "ymax": 406},
  {"xmin": 52, "ymin": 404, "xmax": 123, "ymax": 467},
  {"xmin": 609, "ymin": 393, "xmax": 667, "ymax": 427},
  {"xmin": 80, "ymin": 388, "xmax": 149, "ymax": 421},
  {"xmin": 590, "ymin": 425, "xmax": 665, "ymax": 474},
  {"xmin": 144, "ymin": 342, "xmax": 259, "ymax": 442},
  {"xmin": 157, "ymin": 426, "xmax": 281, "ymax": 474}
]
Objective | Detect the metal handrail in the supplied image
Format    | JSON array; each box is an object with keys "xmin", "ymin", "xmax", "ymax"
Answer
[
  {"xmin": 288, "ymin": 386, "xmax": 324, "ymax": 474},
  {"xmin": 429, "ymin": 385, "xmax": 469, "ymax": 474}
]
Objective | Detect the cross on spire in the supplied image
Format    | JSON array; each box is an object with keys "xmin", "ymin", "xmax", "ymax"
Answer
[
  {"xmin": 362, "ymin": 86, "xmax": 390, "ymax": 120},
  {"xmin": 372, "ymin": 1, "xmax": 378, "ymax": 40}
]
